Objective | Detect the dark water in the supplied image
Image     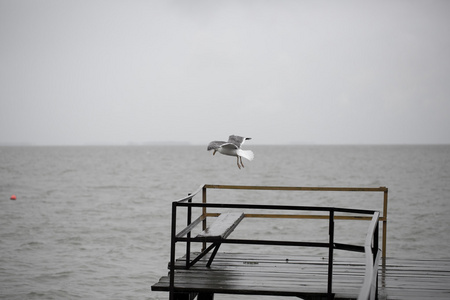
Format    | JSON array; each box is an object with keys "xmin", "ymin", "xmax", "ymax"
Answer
[{"xmin": 1, "ymin": 145, "xmax": 449, "ymax": 299}]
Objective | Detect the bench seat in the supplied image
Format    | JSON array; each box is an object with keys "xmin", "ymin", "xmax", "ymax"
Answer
[{"xmin": 197, "ymin": 212, "xmax": 244, "ymax": 240}]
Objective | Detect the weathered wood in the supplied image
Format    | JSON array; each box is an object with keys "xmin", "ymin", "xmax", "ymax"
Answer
[
  {"xmin": 154, "ymin": 252, "xmax": 357, "ymax": 299},
  {"xmin": 152, "ymin": 253, "xmax": 450, "ymax": 300},
  {"xmin": 197, "ymin": 213, "xmax": 244, "ymax": 239},
  {"xmin": 176, "ymin": 215, "xmax": 206, "ymax": 238},
  {"xmin": 203, "ymin": 184, "xmax": 388, "ymax": 192}
]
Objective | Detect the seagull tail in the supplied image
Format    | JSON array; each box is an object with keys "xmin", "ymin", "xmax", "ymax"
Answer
[{"xmin": 239, "ymin": 149, "xmax": 254, "ymax": 161}]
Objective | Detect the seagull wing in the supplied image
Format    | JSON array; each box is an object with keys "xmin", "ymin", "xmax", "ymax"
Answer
[
  {"xmin": 221, "ymin": 143, "xmax": 239, "ymax": 150},
  {"xmin": 228, "ymin": 135, "xmax": 251, "ymax": 148},
  {"xmin": 207, "ymin": 141, "xmax": 227, "ymax": 151}
]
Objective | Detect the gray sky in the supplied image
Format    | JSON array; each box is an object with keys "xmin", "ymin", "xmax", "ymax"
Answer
[{"xmin": 1, "ymin": 0, "xmax": 449, "ymax": 145}]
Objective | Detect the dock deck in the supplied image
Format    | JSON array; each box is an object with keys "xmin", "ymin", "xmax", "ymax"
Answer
[{"xmin": 151, "ymin": 252, "xmax": 450, "ymax": 300}]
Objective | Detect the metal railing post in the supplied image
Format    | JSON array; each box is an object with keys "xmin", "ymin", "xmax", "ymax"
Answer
[
  {"xmin": 169, "ymin": 202, "xmax": 177, "ymax": 300},
  {"xmin": 186, "ymin": 194, "xmax": 192, "ymax": 269},
  {"xmin": 202, "ymin": 185, "xmax": 207, "ymax": 251},
  {"xmin": 374, "ymin": 222, "xmax": 379, "ymax": 300},
  {"xmin": 328, "ymin": 209, "xmax": 335, "ymax": 299},
  {"xmin": 382, "ymin": 188, "xmax": 388, "ymax": 267}
]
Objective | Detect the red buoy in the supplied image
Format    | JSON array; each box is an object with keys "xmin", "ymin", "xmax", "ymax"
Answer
[{"xmin": 10, "ymin": 195, "xmax": 16, "ymax": 200}]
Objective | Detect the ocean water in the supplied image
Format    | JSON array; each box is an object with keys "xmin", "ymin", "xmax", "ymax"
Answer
[{"xmin": 1, "ymin": 145, "xmax": 449, "ymax": 299}]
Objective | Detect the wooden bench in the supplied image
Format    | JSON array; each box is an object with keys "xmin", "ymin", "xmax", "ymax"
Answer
[
  {"xmin": 190, "ymin": 212, "xmax": 244, "ymax": 268},
  {"xmin": 197, "ymin": 212, "xmax": 244, "ymax": 240}
]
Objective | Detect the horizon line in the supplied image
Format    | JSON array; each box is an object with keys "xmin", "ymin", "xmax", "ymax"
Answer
[{"xmin": 1, "ymin": 142, "xmax": 449, "ymax": 147}]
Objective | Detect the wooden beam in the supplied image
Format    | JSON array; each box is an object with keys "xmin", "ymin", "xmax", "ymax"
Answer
[{"xmin": 204, "ymin": 184, "xmax": 388, "ymax": 192}]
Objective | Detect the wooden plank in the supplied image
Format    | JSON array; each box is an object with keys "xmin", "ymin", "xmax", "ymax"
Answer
[
  {"xmin": 176, "ymin": 215, "xmax": 206, "ymax": 238},
  {"xmin": 153, "ymin": 252, "xmax": 362, "ymax": 299},
  {"xmin": 152, "ymin": 253, "xmax": 450, "ymax": 300},
  {"xmin": 204, "ymin": 184, "xmax": 388, "ymax": 192},
  {"xmin": 197, "ymin": 213, "xmax": 244, "ymax": 239}
]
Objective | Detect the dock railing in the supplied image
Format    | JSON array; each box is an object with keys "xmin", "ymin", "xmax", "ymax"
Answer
[{"xmin": 169, "ymin": 184, "xmax": 388, "ymax": 300}]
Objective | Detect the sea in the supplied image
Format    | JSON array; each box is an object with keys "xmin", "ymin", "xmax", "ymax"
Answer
[{"xmin": 1, "ymin": 145, "xmax": 449, "ymax": 299}]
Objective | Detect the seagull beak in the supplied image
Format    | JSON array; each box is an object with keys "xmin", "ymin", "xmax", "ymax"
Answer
[{"xmin": 213, "ymin": 150, "xmax": 217, "ymax": 155}]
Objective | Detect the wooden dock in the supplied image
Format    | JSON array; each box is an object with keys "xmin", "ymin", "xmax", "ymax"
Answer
[
  {"xmin": 151, "ymin": 252, "xmax": 450, "ymax": 300},
  {"xmin": 151, "ymin": 185, "xmax": 450, "ymax": 300},
  {"xmin": 378, "ymin": 257, "xmax": 450, "ymax": 300}
]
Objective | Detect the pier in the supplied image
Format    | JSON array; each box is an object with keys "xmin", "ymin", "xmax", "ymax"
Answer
[{"xmin": 151, "ymin": 185, "xmax": 450, "ymax": 300}]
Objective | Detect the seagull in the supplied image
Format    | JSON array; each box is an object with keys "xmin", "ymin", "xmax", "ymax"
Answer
[{"xmin": 207, "ymin": 135, "xmax": 254, "ymax": 169}]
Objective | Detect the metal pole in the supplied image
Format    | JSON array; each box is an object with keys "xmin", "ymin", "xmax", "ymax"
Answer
[
  {"xmin": 382, "ymin": 189, "xmax": 388, "ymax": 267},
  {"xmin": 169, "ymin": 202, "xmax": 177, "ymax": 300},
  {"xmin": 186, "ymin": 194, "xmax": 192, "ymax": 269},
  {"xmin": 202, "ymin": 186, "xmax": 207, "ymax": 251},
  {"xmin": 327, "ymin": 209, "xmax": 334, "ymax": 299},
  {"xmin": 374, "ymin": 221, "xmax": 379, "ymax": 300}
]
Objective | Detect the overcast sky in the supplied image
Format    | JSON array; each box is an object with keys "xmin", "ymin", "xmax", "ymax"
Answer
[{"xmin": 1, "ymin": 0, "xmax": 449, "ymax": 145}]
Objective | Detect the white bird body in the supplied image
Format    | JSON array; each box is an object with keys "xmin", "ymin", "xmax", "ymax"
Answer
[
  {"xmin": 207, "ymin": 135, "xmax": 254, "ymax": 169},
  {"xmin": 217, "ymin": 146, "xmax": 254, "ymax": 160}
]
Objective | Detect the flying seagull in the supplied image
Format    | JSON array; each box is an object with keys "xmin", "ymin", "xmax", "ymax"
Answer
[{"xmin": 207, "ymin": 135, "xmax": 254, "ymax": 169}]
